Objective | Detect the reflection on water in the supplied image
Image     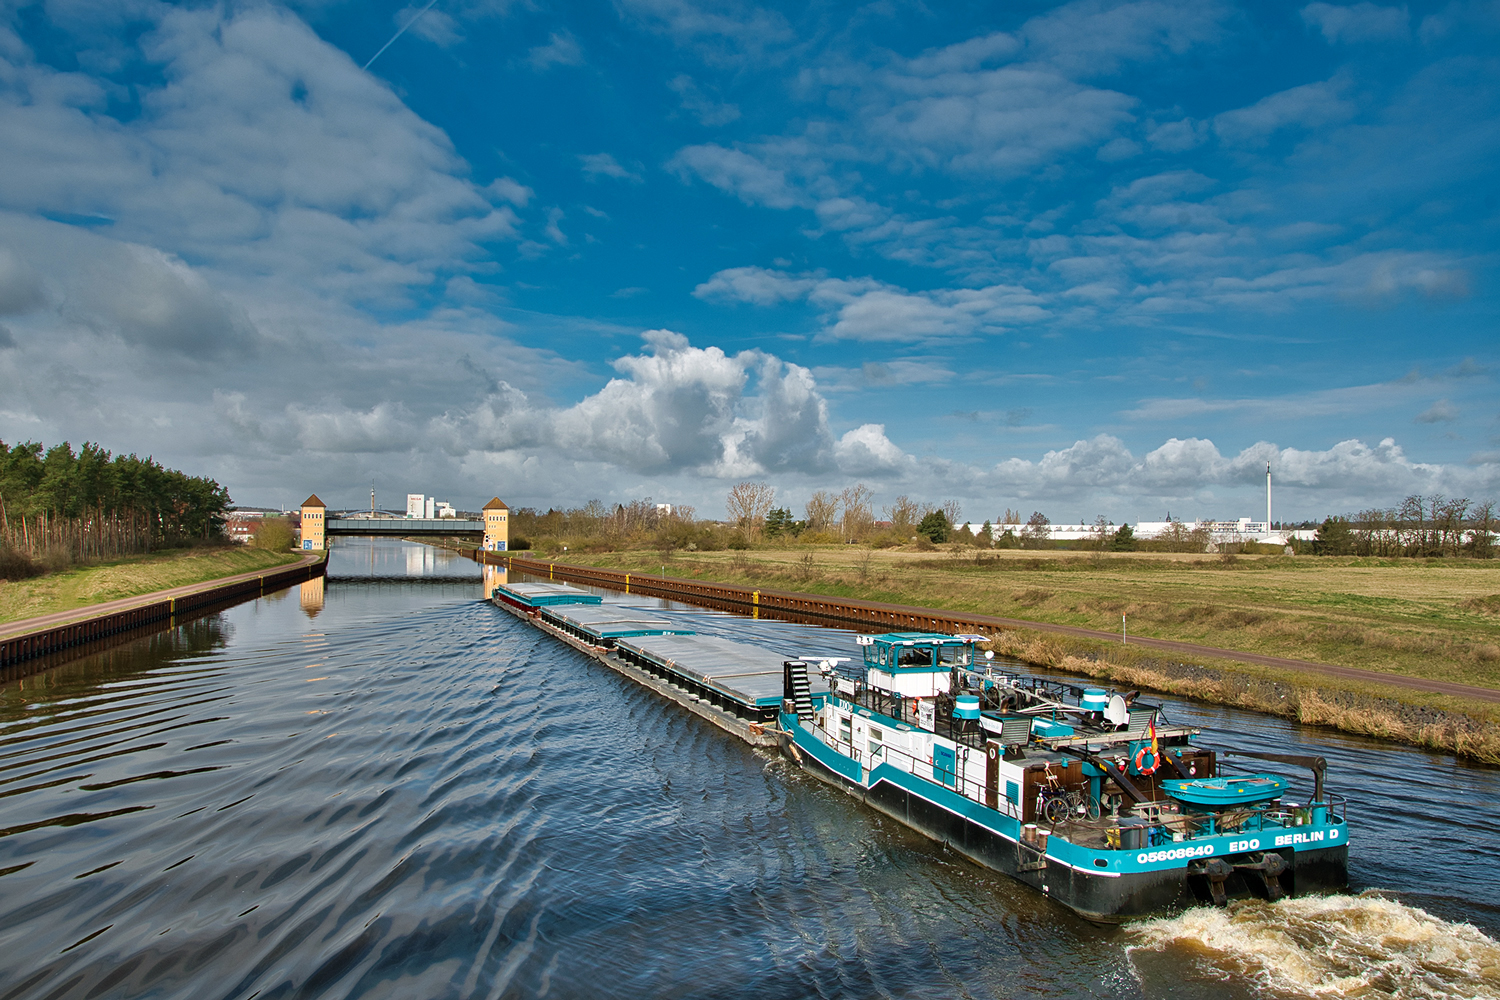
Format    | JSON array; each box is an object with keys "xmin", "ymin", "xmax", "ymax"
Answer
[
  {"xmin": 325, "ymin": 535, "xmax": 483, "ymax": 580},
  {"xmin": 0, "ymin": 538, "xmax": 1495, "ymax": 1000},
  {"xmin": 298, "ymin": 575, "xmax": 324, "ymax": 617},
  {"xmin": 482, "ymin": 562, "xmax": 508, "ymax": 601}
]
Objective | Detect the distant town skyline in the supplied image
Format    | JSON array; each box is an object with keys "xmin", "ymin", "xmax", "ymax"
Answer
[{"xmin": 0, "ymin": 0, "xmax": 1495, "ymax": 523}]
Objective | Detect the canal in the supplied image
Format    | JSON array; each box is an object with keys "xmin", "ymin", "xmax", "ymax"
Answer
[{"xmin": 0, "ymin": 538, "xmax": 1495, "ymax": 999}]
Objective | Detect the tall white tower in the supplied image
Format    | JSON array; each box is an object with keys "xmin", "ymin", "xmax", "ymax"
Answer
[{"xmin": 1266, "ymin": 462, "xmax": 1272, "ymax": 535}]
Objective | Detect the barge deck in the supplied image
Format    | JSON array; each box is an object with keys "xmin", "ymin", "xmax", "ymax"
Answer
[{"xmin": 490, "ymin": 583, "xmax": 825, "ymax": 748}]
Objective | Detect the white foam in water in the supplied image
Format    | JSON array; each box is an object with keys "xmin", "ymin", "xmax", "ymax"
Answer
[{"xmin": 1126, "ymin": 891, "xmax": 1500, "ymax": 1000}]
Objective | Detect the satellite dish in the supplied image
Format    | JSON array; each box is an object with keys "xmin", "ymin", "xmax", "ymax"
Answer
[{"xmin": 1104, "ymin": 695, "xmax": 1129, "ymax": 727}]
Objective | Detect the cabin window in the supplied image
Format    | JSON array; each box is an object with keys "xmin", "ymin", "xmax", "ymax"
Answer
[
  {"xmin": 839, "ymin": 716, "xmax": 852, "ymax": 747},
  {"xmin": 868, "ymin": 727, "xmax": 883, "ymax": 760},
  {"xmin": 898, "ymin": 646, "xmax": 932, "ymax": 667},
  {"xmin": 936, "ymin": 645, "xmax": 970, "ymax": 666}
]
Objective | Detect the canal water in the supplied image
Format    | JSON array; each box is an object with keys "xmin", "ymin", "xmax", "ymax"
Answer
[{"xmin": 1, "ymin": 538, "xmax": 1496, "ymax": 1000}]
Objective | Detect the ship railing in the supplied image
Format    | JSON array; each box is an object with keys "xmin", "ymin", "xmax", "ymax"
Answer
[
  {"xmin": 1108, "ymin": 793, "xmax": 1347, "ymax": 849},
  {"xmin": 842, "ymin": 685, "xmax": 991, "ymax": 751},
  {"xmin": 868, "ymin": 739, "xmax": 993, "ymax": 806},
  {"xmin": 807, "ymin": 718, "xmax": 995, "ymax": 806}
]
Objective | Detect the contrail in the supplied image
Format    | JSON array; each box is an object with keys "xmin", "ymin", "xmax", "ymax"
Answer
[{"xmin": 363, "ymin": 0, "xmax": 441, "ymax": 71}]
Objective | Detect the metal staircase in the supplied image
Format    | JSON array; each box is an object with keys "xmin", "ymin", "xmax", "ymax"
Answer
[{"xmin": 783, "ymin": 660, "xmax": 815, "ymax": 721}]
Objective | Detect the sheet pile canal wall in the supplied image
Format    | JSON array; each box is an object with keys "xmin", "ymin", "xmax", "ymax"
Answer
[
  {"xmin": 0, "ymin": 556, "xmax": 327, "ymax": 681},
  {"xmin": 472, "ymin": 553, "xmax": 1018, "ymax": 636}
]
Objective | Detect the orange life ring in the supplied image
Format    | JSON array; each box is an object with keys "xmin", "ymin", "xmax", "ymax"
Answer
[{"xmin": 1134, "ymin": 746, "xmax": 1159, "ymax": 775}]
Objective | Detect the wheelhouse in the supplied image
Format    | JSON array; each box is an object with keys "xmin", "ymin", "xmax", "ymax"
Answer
[{"xmin": 858, "ymin": 632, "xmax": 972, "ymax": 699}]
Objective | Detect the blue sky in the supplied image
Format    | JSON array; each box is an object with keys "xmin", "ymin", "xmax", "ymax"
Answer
[{"xmin": 0, "ymin": 0, "xmax": 1496, "ymax": 523}]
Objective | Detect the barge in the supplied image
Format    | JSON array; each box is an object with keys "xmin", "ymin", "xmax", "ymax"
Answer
[
  {"xmin": 489, "ymin": 582, "xmax": 1348, "ymax": 921},
  {"xmin": 776, "ymin": 632, "xmax": 1349, "ymax": 921},
  {"xmin": 490, "ymin": 582, "xmax": 827, "ymax": 747}
]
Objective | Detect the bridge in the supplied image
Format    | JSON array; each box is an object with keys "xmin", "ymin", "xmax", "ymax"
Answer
[
  {"xmin": 299, "ymin": 495, "xmax": 510, "ymax": 551},
  {"xmin": 325, "ymin": 517, "xmax": 482, "ymax": 537}
]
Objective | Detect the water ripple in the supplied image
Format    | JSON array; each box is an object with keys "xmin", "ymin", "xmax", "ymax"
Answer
[{"xmin": 0, "ymin": 540, "xmax": 1496, "ymax": 999}]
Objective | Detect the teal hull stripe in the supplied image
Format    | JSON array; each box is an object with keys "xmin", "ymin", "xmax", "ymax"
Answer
[{"xmin": 787, "ymin": 719, "xmax": 1347, "ymax": 877}]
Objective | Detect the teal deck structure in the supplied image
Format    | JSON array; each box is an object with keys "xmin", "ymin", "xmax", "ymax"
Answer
[
  {"xmin": 537, "ymin": 604, "xmax": 694, "ymax": 647},
  {"xmin": 493, "ymin": 582, "xmax": 603, "ymax": 609}
]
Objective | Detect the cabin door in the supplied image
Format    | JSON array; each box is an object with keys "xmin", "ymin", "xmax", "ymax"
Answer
[{"xmin": 984, "ymin": 742, "xmax": 1000, "ymax": 809}]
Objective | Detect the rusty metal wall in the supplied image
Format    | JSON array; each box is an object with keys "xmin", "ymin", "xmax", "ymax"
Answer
[
  {"xmin": 471, "ymin": 552, "xmax": 1016, "ymax": 637},
  {"xmin": 0, "ymin": 558, "xmax": 327, "ymax": 678}
]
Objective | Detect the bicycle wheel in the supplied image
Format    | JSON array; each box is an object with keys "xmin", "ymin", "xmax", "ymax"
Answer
[{"xmin": 1042, "ymin": 795, "xmax": 1070, "ymax": 825}]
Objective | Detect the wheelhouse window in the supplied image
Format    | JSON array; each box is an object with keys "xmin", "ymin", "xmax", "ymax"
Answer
[
  {"xmin": 936, "ymin": 645, "xmax": 970, "ymax": 667},
  {"xmin": 897, "ymin": 646, "xmax": 932, "ymax": 667}
]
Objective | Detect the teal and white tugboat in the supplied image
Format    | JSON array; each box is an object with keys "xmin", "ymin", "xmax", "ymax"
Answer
[{"xmin": 776, "ymin": 632, "xmax": 1349, "ymax": 922}]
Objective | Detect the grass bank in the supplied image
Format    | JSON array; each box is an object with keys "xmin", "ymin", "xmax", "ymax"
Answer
[
  {"xmin": 0, "ymin": 545, "xmax": 303, "ymax": 624},
  {"xmin": 551, "ymin": 546, "xmax": 1500, "ymax": 763}
]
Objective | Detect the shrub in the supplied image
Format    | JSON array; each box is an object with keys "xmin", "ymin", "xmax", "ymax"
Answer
[
  {"xmin": 0, "ymin": 544, "xmax": 40, "ymax": 581},
  {"xmin": 510, "ymin": 536, "xmax": 532, "ymax": 551},
  {"xmin": 251, "ymin": 518, "xmax": 294, "ymax": 551}
]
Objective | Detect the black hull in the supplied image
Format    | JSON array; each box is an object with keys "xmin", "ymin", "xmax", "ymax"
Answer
[{"xmin": 781, "ymin": 732, "xmax": 1348, "ymax": 923}]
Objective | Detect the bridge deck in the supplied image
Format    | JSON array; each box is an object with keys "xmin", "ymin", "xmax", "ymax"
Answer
[{"xmin": 326, "ymin": 518, "xmax": 483, "ymax": 535}]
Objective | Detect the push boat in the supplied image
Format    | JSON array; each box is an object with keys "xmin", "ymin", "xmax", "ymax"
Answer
[
  {"xmin": 487, "ymin": 582, "xmax": 1348, "ymax": 922},
  {"xmin": 776, "ymin": 632, "xmax": 1349, "ymax": 922}
]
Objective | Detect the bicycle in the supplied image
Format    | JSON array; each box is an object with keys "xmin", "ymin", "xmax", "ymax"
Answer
[{"xmin": 1036, "ymin": 761, "xmax": 1101, "ymax": 825}]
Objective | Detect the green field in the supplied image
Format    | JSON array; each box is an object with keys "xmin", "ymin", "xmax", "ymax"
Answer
[
  {"xmin": 544, "ymin": 546, "xmax": 1500, "ymax": 761},
  {"xmin": 0, "ymin": 546, "xmax": 303, "ymax": 624},
  {"xmin": 566, "ymin": 547, "xmax": 1500, "ymax": 687}
]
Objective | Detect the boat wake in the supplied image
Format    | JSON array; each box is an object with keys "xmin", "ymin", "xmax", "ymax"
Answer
[{"xmin": 1125, "ymin": 891, "xmax": 1500, "ymax": 999}]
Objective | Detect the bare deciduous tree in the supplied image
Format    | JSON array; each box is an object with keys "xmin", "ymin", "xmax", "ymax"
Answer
[
  {"xmin": 1089, "ymin": 515, "xmax": 1111, "ymax": 563},
  {"xmin": 941, "ymin": 500, "xmax": 964, "ymax": 529},
  {"xmin": 1020, "ymin": 511, "xmax": 1051, "ymax": 549},
  {"xmin": 804, "ymin": 490, "xmax": 841, "ymax": 532},
  {"xmin": 839, "ymin": 483, "xmax": 874, "ymax": 540},
  {"xmin": 1469, "ymin": 500, "xmax": 1496, "ymax": 559},
  {"xmin": 885, "ymin": 495, "xmax": 921, "ymax": 533},
  {"xmin": 726, "ymin": 482, "xmax": 776, "ymax": 538}
]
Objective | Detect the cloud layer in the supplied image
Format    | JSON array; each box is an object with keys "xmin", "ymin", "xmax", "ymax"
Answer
[{"xmin": 0, "ymin": 0, "xmax": 1494, "ymax": 522}]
